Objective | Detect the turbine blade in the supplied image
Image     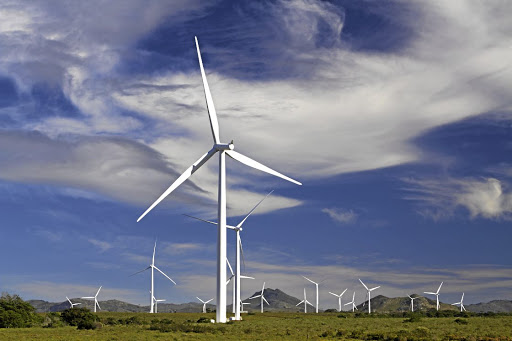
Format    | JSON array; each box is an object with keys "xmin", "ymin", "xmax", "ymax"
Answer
[
  {"xmin": 154, "ymin": 266, "xmax": 177, "ymax": 285},
  {"xmin": 302, "ymin": 276, "xmax": 317, "ymax": 285},
  {"xmin": 226, "ymin": 258, "xmax": 234, "ymax": 276},
  {"xmin": 359, "ymin": 278, "xmax": 369, "ymax": 291},
  {"xmin": 226, "ymin": 150, "xmax": 301, "ymax": 185},
  {"xmin": 152, "ymin": 241, "xmax": 156, "ymax": 265},
  {"xmin": 437, "ymin": 282, "xmax": 443, "ymax": 294},
  {"xmin": 129, "ymin": 266, "xmax": 151, "ymax": 277},
  {"xmin": 183, "ymin": 214, "xmax": 218, "ymax": 225},
  {"xmin": 296, "ymin": 300, "xmax": 304, "ymax": 306},
  {"xmin": 197, "ymin": 297, "xmax": 205, "ymax": 304},
  {"xmin": 407, "ymin": 295, "xmax": 412, "ymax": 299},
  {"xmin": 341, "ymin": 288, "xmax": 348, "ymax": 296},
  {"xmin": 263, "ymin": 296, "xmax": 269, "ymax": 305},
  {"xmin": 81, "ymin": 297, "xmax": 94, "ymax": 299},
  {"xmin": 370, "ymin": 286, "xmax": 380, "ymax": 291},
  {"xmin": 344, "ymin": 302, "xmax": 352, "ymax": 306},
  {"xmin": 424, "ymin": 292, "xmax": 436, "ymax": 295},
  {"xmin": 206, "ymin": 299, "xmax": 213, "ymax": 304},
  {"xmin": 96, "ymin": 301, "xmax": 101, "ymax": 310},
  {"xmin": 306, "ymin": 300, "xmax": 314, "ymax": 307},
  {"xmin": 96, "ymin": 286, "xmax": 102, "ymax": 297},
  {"xmin": 237, "ymin": 190, "xmax": 274, "ymax": 227},
  {"xmin": 249, "ymin": 295, "xmax": 261, "ymax": 299},
  {"xmin": 137, "ymin": 149, "xmax": 217, "ymax": 222},
  {"xmin": 66, "ymin": 297, "xmax": 72, "ymax": 304},
  {"xmin": 195, "ymin": 37, "xmax": 220, "ymax": 144},
  {"xmin": 240, "ymin": 275, "xmax": 254, "ymax": 279},
  {"xmin": 329, "ymin": 292, "xmax": 338, "ymax": 297}
]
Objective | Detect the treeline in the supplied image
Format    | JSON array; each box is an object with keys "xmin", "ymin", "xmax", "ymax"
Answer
[{"xmin": 329, "ymin": 309, "xmax": 512, "ymax": 318}]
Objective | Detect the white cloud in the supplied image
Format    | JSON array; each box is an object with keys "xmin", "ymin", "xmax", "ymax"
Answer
[
  {"xmin": 404, "ymin": 177, "xmax": 512, "ymax": 220},
  {"xmin": 87, "ymin": 238, "xmax": 113, "ymax": 253},
  {"xmin": 322, "ymin": 207, "xmax": 357, "ymax": 224}
]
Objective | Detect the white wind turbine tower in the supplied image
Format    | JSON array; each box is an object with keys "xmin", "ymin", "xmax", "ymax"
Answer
[
  {"xmin": 424, "ymin": 282, "xmax": 443, "ymax": 311},
  {"xmin": 136, "ymin": 37, "xmax": 301, "ymax": 323},
  {"xmin": 302, "ymin": 276, "xmax": 321, "ymax": 313},
  {"xmin": 344, "ymin": 292, "xmax": 358, "ymax": 312},
  {"xmin": 359, "ymin": 279, "xmax": 380, "ymax": 314},
  {"xmin": 451, "ymin": 293, "xmax": 466, "ymax": 312},
  {"xmin": 296, "ymin": 288, "xmax": 314, "ymax": 313},
  {"xmin": 81, "ymin": 286, "xmax": 102, "ymax": 313},
  {"xmin": 130, "ymin": 241, "xmax": 176, "ymax": 313},
  {"xmin": 249, "ymin": 282, "xmax": 269, "ymax": 313},
  {"xmin": 66, "ymin": 296, "xmax": 81, "ymax": 309},
  {"xmin": 184, "ymin": 190, "xmax": 272, "ymax": 320},
  {"xmin": 329, "ymin": 288, "xmax": 347, "ymax": 312},
  {"xmin": 407, "ymin": 295, "xmax": 418, "ymax": 312},
  {"xmin": 197, "ymin": 297, "xmax": 214, "ymax": 313}
]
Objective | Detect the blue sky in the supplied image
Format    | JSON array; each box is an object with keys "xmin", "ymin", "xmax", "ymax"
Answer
[{"xmin": 1, "ymin": 0, "xmax": 512, "ymax": 310}]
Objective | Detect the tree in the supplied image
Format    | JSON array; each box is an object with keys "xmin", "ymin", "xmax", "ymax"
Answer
[
  {"xmin": 60, "ymin": 307, "xmax": 97, "ymax": 327},
  {"xmin": 0, "ymin": 293, "xmax": 40, "ymax": 328}
]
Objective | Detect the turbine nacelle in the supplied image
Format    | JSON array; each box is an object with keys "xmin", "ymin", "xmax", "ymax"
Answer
[{"xmin": 214, "ymin": 142, "xmax": 235, "ymax": 151}]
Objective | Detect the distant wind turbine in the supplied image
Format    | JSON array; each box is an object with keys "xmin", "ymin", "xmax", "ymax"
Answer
[
  {"xmin": 197, "ymin": 297, "xmax": 214, "ymax": 313},
  {"xmin": 424, "ymin": 282, "xmax": 443, "ymax": 311},
  {"xmin": 451, "ymin": 293, "xmax": 466, "ymax": 312},
  {"xmin": 130, "ymin": 241, "xmax": 176, "ymax": 313},
  {"xmin": 407, "ymin": 294, "xmax": 418, "ymax": 312},
  {"xmin": 136, "ymin": 37, "xmax": 301, "ymax": 323},
  {"xmin": 329, "ymin": 288, "xmax": 348, "ymax": 312},
  {"xmin": 359, "ymin": 279, "xmax": 380, "ymax": 314},
  {"xmin": 66, "ymin": 296, "xmax": 81, "ymax": 309},
  {"xmin": 407, "ymin": 295, "xmax": 418, "ymax": 311},
  {"xmin": 303, "ymin": 276, "xmax": 321, "ymax": 313},
  {"xmin": 344, "ymin": 291, "xmax": 357, "ymax": 312},
  {"xmin": 296, "ymin": 288, "xmax": 314, "ymax": 313},
  {"xmin": 81, "ymin": 286, "xmax": 102, "ymax": 313},
  {"xmin": 226, "ymin": 258, "xmax": 254, "ymax": 315},
  {"xmin": 153, "ymin": 297, "xmax": 165, "ymax": 313},
  {"xmin": 249, "ymin": 282, "xmax": 269, "ymax": 313},
  {"xmin": 184, "ymin": 190, "xmax": 272, "ymax": 320}
]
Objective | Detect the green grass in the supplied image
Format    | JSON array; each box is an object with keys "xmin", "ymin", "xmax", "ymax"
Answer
[{"xmin": 1, "ymin": 312, "xmax": 512, "ymax": 340}]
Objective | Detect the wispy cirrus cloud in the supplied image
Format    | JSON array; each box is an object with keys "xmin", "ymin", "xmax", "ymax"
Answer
[
  {"xmin": 322, "ymin": 207, "xmax": 358, "ymax": 224},
  {"xmin": 403, "ymin": 177, "xmax": 512, "ymax": 220}
]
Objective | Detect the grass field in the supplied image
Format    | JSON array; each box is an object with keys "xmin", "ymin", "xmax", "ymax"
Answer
[{"xmin": 1, "ymin": 312, "xmax": 511, "ymax": 340}]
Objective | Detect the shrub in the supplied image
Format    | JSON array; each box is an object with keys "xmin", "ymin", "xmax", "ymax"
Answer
[
  {"xmin": 197, "ymin": 317, "xmax": 211, "ymax": 323},
  {"xmin": 0, "ymin": 293, "xmax": 40, "ymax": 328},
  {"xmin": 60, "ymin": 307, "xmax": 97, "ymax": 327},
  {"xmin": 42, "ymin": 312, "xmax": 64, "ymax": 328},
  {"xmin": 454, "ymin": 318, "xmax": 468, "ymax": 325}
]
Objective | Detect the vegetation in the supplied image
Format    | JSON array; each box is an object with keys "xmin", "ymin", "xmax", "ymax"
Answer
[
  {"xmin": 0, "ymin": 310, "xmax": 510, "ymax": 340},
  {"xmin": 0, "ymin": 293, "xmax": 41, "ymax": 328}
]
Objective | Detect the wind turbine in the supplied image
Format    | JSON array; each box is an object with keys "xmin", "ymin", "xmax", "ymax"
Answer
[
  {"xmin": 329, "ymin": 288, "xmax": 347, "ymax": 312},
  {"xmin": 136, "ymin": 37, "xmax": 301, "ymax": 323},
  {"xmin": 154, "ymin": 298, "xmax": 165, "ymax": 313},
  {"xmin": 451, "ymin": 293, "xmax": 466, "ymax": 312},
  {"xmin": 407, "ymin": 294, "xmax": 418, "ymax": 312},
  {"xmin": 130, "ymin": 241, "xmax": 176, "ymax": 313},
  {"xmin": 226, "ymin": 258, "xmax": 254, "ymax": 315},
  {"xmin": 359, "ymin": 279, "xmax": 380, "ymax": 314},
  {"xmin": 424, "ymin": 282, "xmax": 443, "ymax": 311},
  {"xmin": 66, "ymin": 296, "xmax": 81, "ymax": 309},
  {"xmin": 344, "ymin": 291, "xmax": 357, "ymax": 312},
  {"xmin": 303, "ymin": 276, "xmax": 321, "ymax": 313},
  {"xmin": 249, "ymin": 282, "xmax": 269, "ymax": 313},
  {"xmin": 81, "ymin": 286, "xmax": 102, "ymax": 313},
  {"xmin": 197, "ymin": 297, "xmax": 214, "ymax": 313},
  {"xmin": 296, "ymin": 288, "xmax": 314, "ymax": 313},
  {"xmin": 184, "ymin": 190, "xmax": 272, "ymax": 320}
]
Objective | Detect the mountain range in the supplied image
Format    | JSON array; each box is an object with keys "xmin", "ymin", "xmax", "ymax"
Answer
[{"xmin": 28, "ymin": 288, "xmax": 512, "ymax": 314}]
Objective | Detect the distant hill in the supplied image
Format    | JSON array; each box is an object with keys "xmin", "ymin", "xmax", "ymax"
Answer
[
  {"xmin": 28, "ymin": 290, "xmax": 512, "ymax": 314},
  {"xmin": 238, "ymin": 288, "xmax": 303, "ymax": 312},
  {"xmin": 355, "ymin": 294, "xmax": 458, "ymax": 313},
  {"xmin": 466, "ymin": 300, "xmax": 512, "ymax": 313},
  {"xmin": 28, "ymin": 298, "xmax": 211, "ymax": 314}
]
